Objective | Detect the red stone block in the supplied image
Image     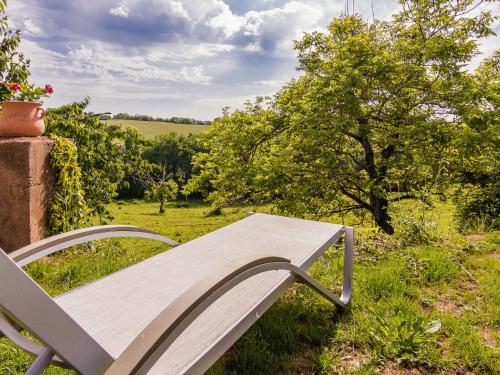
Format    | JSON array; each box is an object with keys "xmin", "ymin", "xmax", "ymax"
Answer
[{"xmin": 0, "ymin": 137, "xmax": 54, "ymax": 253}]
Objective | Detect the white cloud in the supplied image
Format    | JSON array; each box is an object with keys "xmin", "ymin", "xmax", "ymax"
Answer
[
  {"xmin": 22, "ymin": 19, "xmax": 41, "ymax": 35},
  {"xmin": 207, "ymin": 5, "xmax": 245, "ymax": 37},
  {"xmin": 109, "ymin": 3, "xmax": 130, "ymax": 18},
  {"xmin": 162, "ymin": 0, "xmax": 190, "ymax": 19},
  {"xmin": 179, "ymin": 65, "xmax": 212, "ymax": 84},
  {"xmin": 10, "ymin": 0, "xmax": 499, "ymax": 120},
  {"xmin": 23, "ymin": 40, "xmax": 213, "ymax": 86}
]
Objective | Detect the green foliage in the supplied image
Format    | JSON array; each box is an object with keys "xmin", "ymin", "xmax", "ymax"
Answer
[
  {"xmin": 189, "ymin": 0, "xmax": 496, "ymax": 234},
  {"xmin": 369, "ymin": 306, "xmax": 441, "ymax": 367},
  {"xmin": 45, "ymin": 98, "xmax": 146, "ymax": 222},
  {"xmin": 143, "ymin": 133, "xmax": 201, "ymax": 190},
  {"xmin": 452, "ymin": 50, "xmax": 499, "ymax": 232},
  {"xmin": 1, "ymin": 200, "xmax": 498, "ymax": 374},
  {"xmin": 119, "ymin": 133, "xmax": 201, "ymax": 199},
  {"xmin": 184, "ymin": 99, "xmax": 279, "ymax": 210},
  {"xmin": 1, "ymin": 81, "xmax": 52, "ymax": 102},
  {"xmin": 145, "ymin": 179, "xmax": 178, "ymax": 214},
  {"xmin": 0, "ymin": 0, "xmax": 31, "ymax": 100},
  {"xmin": 47, "ymin": 136, "xmax": 89, "ymax": 235},
  {"xmin": 454, "ymin": 182, "xmax": 499, "ymax": 232},
  {"xmin": 407, "ymin": 247, "xmax": 459, "ymax": 285},
  {"xmin": 393, "ymin": 205, "xmax": 440, "ymax": 246},
  {"xmin": 131, "ymin": 133, "xmax": 200, "ymax": 210}
]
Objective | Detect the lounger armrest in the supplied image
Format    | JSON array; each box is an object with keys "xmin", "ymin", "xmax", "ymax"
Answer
[
  {"xmin": 9, "ymin": 225, "xmax": 180, "ymax": 267},
  {"xmin": 105, "ymin": 255, "xmax": 346, "ymax": 375}
]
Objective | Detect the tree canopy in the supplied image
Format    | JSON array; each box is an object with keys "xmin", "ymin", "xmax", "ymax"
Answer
[{"xmin": 187, "ymin": 0, "xmax": 498, "ymax": 233}]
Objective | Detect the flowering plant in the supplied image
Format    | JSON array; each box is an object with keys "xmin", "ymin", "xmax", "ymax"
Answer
[{"xmin": 0, "ymin": 82, "xmax": 53, "ymax": 102}]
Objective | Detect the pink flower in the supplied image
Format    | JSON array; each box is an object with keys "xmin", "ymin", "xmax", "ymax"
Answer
[
  {"xmin": 8, "ymin": 83, "xmax": 21, "ymax": 91},
  {"xmin": 44, "ymin": 84, "xmax": 53, "ymax": 94}
]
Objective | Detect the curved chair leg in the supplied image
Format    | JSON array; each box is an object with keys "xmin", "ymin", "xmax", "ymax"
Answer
[
  {"xmin": 25, "ymin": 348, "xmax": 55, "ymax": 375},
  {"xmin": 0, "ymin": 313, "xmax": 67, "ymax": 368},
  {"xmin": 105, "ymin": 253, "xmax": 354, "ymax": 375},
  {"xmin": 340, "ymin": 226, "xmax": 354, "ymax": 306},
  {"xmin": 9, "ymin": 225, "xmax": 179, "ymax": 267},
  {"xmin": 293, "ymin": 226, "xmax": 353, "ymax": 307}
]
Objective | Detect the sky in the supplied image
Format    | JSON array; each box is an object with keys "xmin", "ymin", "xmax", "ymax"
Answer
[{"xmin": 8, "ymin": 0, "xmax": 499, "ymax": 121}]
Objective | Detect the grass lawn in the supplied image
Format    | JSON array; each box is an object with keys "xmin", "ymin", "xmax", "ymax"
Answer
[
  {"xmin": 1, "ymin": 200, "xmax": 498, "ymax": 374},
  {"xmin": 105, "ymin": 119, "xmax": 210, "ymax": 138}
]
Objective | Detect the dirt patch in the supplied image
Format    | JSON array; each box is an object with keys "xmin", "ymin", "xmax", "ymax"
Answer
[
  {"xmin": 481, "ymin": 326, "xmax": 497, "ymax": 348},
  {"xmin": 459, "ymin": 279, "xmax": 477, "ymax": 291},
  {"xmin": 291, "ymin": 345, "xmax": 316, "ymax": 374},
  {"xmin": 382, "ymin": 361, "xmax": 422, "ymax": 374},
  {"xmin": 454, "ymin": 366, "xmax": 476, "ymax": 375},
  {"xmin": 337, "ymin": 346, "xmax": 371, "ymax": 373},
  {"xmin": 490, "ymin": 251, "xmax": 500, "ymax": 262},
  {"xmin": 465, "ymin": 234, "xmax": 485, "ymax": 242},
  {"xmin": 436, "ymin": 295, "xmax": 465, "ymax": 314}
]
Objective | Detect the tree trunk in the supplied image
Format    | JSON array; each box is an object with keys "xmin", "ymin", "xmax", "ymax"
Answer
[
  {"xmin": 370, "ymin": 195, "xmax": 394, "ymax": 234},
  {"xmin": 159, "ymin": 200, "xmax": 165, "ymax": 214}
]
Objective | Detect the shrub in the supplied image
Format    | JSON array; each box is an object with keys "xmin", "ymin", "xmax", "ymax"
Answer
[
  {"xmin": 45, "ymin": 98, "xmax": 146, "ymax": 224},
  {"xmin": 454, "ymin": 182, "xmax": 499, "ymax": 233},
  {"xmin": 393, "ymin": 206, "xmax": 440, "ymax": 246},
  {"xmin": 47, "ymin": 136, "xmax": 89, "ymax": 234},
  {"xmin": 369, "ymin": 306, "xmax": 441, "ymax": 367}
]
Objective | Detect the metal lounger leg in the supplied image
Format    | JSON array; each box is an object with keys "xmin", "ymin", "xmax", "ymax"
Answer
[
  {"xmin": 340, "ymin": 226, "xmax": 354, "ymax": 306},
  {"xmin": 25, "ymin": 348, "xmax": 55, "ymax": 375}
]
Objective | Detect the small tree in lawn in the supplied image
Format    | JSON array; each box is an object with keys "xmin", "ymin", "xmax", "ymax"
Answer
[{"xmin": 141, "ymin": 165, "xmax": 179, "ymax": 214}]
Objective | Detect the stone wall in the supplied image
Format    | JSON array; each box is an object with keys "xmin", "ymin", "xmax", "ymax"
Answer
[{"xmin": 0, "ymin": 137, "xmax": 54, "ymax": 253}]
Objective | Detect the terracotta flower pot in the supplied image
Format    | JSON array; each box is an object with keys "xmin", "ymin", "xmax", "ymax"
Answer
[{"xmin": 0, "ymin": 101, "xmax": 45, "ymax": 137}]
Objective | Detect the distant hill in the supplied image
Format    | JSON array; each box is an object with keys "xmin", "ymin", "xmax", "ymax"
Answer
[
  {"xmin": 110, "ymin": 113, "xmax": 211, "ymax": 125},
  {"xmin": 105, "ymin": 119, "xmax": 210, "ymax": 138}
]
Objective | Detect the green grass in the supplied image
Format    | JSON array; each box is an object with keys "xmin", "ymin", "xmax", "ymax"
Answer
[
  {"xmin": 105, "ymin": 119, "xmax": 210, "ymax": 138},
  {"xmin": 1, "ymin": 200, "xmax": 499, "ymax": 374}
]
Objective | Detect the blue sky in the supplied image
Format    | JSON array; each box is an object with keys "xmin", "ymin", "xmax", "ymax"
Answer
[{"xmin": 9, "ymin": 0, "xmax": 499, "ymax": 120}]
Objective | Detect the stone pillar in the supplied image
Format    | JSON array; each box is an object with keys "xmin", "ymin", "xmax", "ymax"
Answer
[{"xmin": 0, "ymin": 137, "xmax": 54, "ymax": 253}]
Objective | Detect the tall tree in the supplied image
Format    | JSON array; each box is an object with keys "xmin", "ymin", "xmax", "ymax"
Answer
[{"xmin": 188, "ymin": 0, "xmax": 495, "ymax": 233}]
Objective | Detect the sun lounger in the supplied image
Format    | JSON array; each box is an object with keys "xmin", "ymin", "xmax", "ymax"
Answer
[{"xmin": 0, "ymin": 213, "xmax": 353, "ymax": 374}]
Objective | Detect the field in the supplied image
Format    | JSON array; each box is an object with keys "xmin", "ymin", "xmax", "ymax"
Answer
[
  {"xmin": 1, "ymin": 200, "xmax": 498, "ymax": 374},
  {"xmin": 105, "ymin": 119, "xmax": 210, "ymax": 138}
]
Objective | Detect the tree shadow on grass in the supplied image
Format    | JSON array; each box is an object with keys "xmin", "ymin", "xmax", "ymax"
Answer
[{"xmin": 208, "ymin": 292, "xmax": 348, "ymax": 375}]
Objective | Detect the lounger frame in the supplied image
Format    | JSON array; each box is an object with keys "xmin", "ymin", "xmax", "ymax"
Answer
[{"xmin": 0, "ymin": 221, "xmax": 353, "ymax": 375}]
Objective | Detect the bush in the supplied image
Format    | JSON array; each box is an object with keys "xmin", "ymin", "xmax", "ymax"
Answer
[
  {"xmin": 48, "ymin": 136, "xmax": 89, "ymax": 234},
  {"xmin": 393, "ymin": 206, "xmax": 440, "ymax": 246},
  {"xmin": 45, "ymin": 98, "xmax": 146, "ymax": 223},
  {"xmin": 454, "ymin": 181, "xmax": 499, "ymax": 233}
]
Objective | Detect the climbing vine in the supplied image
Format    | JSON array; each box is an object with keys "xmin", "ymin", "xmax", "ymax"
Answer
[{"xmin": 47, "ymin": 135, "xmax": 89, "ymax": 235}]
